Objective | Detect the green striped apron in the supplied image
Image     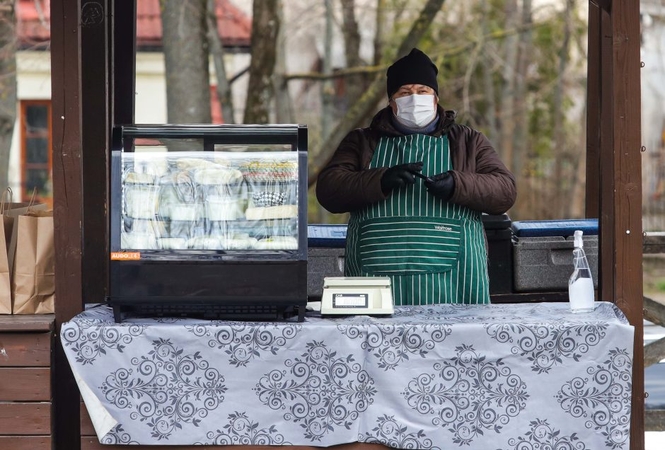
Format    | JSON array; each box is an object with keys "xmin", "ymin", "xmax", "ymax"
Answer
[{"xmin": 345, "ymin": 134, "xmax": 490, "ymax": 305}]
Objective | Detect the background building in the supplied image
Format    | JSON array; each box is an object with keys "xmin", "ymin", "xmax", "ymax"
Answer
[{"xmin": 10, "ymin": 0, "xmax": 252, "ymax": 206}]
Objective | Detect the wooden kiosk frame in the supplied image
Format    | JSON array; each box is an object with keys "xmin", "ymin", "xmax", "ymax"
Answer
[{"xmin": 49, "ymin": 1, "xmax": 644, "ymax": 449}]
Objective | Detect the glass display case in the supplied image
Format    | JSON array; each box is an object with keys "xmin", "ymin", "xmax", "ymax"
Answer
[{"xmin": 108, "ymin": 124, "xmax": 308, "ymax": 322}]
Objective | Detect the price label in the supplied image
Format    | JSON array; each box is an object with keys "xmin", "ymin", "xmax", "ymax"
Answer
[{"xmin": 333, "ymin": 293, "xmax": 368, "ymax": 308}]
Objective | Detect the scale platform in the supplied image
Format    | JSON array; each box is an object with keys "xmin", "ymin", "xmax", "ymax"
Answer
[{"xmin": 320, "ymin": 276, "xmax": 394, "ymax": 316}]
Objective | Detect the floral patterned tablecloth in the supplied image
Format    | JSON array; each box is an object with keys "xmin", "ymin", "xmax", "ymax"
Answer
[{"xmin": 61, "ymin": 301, "xmax": 634, "ymax": 449}]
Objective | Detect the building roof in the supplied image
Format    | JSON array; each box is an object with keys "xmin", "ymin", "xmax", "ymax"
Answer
[{"xmin": 16, "ymin": 0, "xmax": 251, "ymax": 50}]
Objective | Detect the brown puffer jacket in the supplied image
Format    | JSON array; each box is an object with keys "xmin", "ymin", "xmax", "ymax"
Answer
[{"xmin": 316, "ymin": 106, "xmax": 517, "ymax": 215}]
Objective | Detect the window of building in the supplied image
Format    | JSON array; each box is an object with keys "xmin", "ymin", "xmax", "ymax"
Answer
[{"xmin": 20, "ymin": 100, "xmax": 52, "ymax": 207}]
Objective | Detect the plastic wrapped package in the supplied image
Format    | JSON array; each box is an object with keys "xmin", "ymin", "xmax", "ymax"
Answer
[{"xmin": 118, "ymin": 151, "xmax": 300, "ymax": 252}]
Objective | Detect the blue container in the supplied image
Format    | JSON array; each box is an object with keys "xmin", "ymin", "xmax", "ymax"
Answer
[
  {"xmin": 511, "ymin": 219, "xmax": 598, "ymax": 238},
  {"xmin": 307, "ymin": 225, "xmax": 347, "ymax": 248}
]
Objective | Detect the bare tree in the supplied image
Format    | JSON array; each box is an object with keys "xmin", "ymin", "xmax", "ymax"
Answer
[
  {"xmin": 206, "ymin": 0, "xmax": 234, "ymax": 123},
  {"xmin": 553, "ymin": 0, "xmax": 574, "ymax": 217},
  {"xmin": 511, "ymin": 0, "xmax": 532, "ymax": 174},
  {"xmin": 273, "ymin": 0, "xmax": 293, "ymax": 123},
  {"xmin": 373, "ymin": 0, "xmax": 387, "ymax": 65},
  {"xmin": 508, "ymin": 0, "xmax": 533, "ymax": 220},
  {"xmin": 160, "ymin": 0, "xmax": 211, "ymax": 124},
  {"xmin": 0, "ymin": 0, "xmax": 16, "ymax": 190},
  {"xmin": 321, "ymin": 0, "xmax": 334, "ymax": 139},
  {"xmin": 340, "ymin": 0, "xmax": 364, "ymax": 105},
  {"xmin": 498, "ymin": 0, "xmax": 519, "ymax": 166},
  {"xmin": 480, "ymin": 3, "xmax": 497, "ymax": 144},
  {"xmin": 244, "ymin": 0, "xmax": 280, "ymax": 124},
  {"xmin": 308, "ymin": 0, "xmax": 447, "ymax": 186}
]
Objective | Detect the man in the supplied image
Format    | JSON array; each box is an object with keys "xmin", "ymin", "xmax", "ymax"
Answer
[{"xmin": 316, "ymin": 48, "xmax": 516, "ymax": 305}]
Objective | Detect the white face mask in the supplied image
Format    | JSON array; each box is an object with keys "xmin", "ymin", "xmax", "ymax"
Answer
[{"xmin": 393, "ymin": 94, "xmax": 437, "ymax": 128}]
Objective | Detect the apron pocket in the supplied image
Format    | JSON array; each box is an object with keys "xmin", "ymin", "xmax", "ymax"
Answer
[{"xmin": 358, "ymin": 217, "xmax": 462, "ymax": 275}]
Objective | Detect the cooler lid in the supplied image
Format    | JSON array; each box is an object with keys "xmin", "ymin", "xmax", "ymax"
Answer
[
  {"xmin": 308, "ymin": 224, "xmax": 347, "ymax": 248},
  {"xmin": 511, "ymin": 219, "xmax": 599, "ymax": 237}
]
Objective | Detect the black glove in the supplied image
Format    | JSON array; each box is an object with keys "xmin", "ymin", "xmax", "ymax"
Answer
[
  {"xmin": 425, "ymin": 171, "xmax": 455, "ymax": 201},
  {"xmin": 380, "ymin": 162, "xmax": 424, "ymax": 194}
]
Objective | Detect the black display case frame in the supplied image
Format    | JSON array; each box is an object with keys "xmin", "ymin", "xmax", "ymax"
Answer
[{"xmin": 107, "ymin": 124, "xmax": 308, "ymax": 322}]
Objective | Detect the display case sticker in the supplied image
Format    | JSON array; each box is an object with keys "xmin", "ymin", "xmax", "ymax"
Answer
[
  {"xmin": 111, "ymin": 252, "xmax": 141, "ymax": 260},
  {"xmin": 333, "ymin": 293, "xmax": 368, "ymax": 308}
]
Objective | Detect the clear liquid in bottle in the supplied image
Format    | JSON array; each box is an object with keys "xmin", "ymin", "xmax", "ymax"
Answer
[{"xmin": 568, "ymin": 230, "xmax": 595, "ymax": 313}]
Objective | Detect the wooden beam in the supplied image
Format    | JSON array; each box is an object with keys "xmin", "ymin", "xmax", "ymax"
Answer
[
  {"xmin": 81, "ymin": 0, "xmax": 110, "ymax": 304},
  {"xmin": 51, "ymin": 0, "xmax": 84, "ymax": 448},
  {"xmin": 644, "ymin": 337, "xmax": 665, "ymax": 368},
  {"xmin": 0, "ymin": 368, "xmax": 51, "ymax": 401},
  {"xmin": 112, "ymin": 0, "xmax": 136, "ymax": 125},
  {"xmin": 0, "ymin": 403, "xmax": 51, "ymax": 434},
  {"xmin": 0, "ymin": 437, "xmax": 51, "ymax": 450},
  {"xmin": 643, "ymin": 232, "xmax": 665, "ymax": 253},
  {"xmin": 644, "ymin": 295, "xmax": 665, "ymax": 326},
  {"xmin": 596, "ymin": 1, "xmax": 645, "ymax": 449},
  {"xmin": 646, "ymin": 409, "xmax": 665, "ymax": 432},
  {"xmin": 598, "ymin": 5, "xmax": 614, "ymax": 300},
  {"xmin": 585, "ymin": 1, "xmax": 600, "ymax": 217}
]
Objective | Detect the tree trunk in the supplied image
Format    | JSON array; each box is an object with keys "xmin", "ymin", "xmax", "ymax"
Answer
[
  {"xmin": 498, "ymin": 0, "xmax": 519, "ymax": 165},
  {"xmin": 273, "ymin": 0, "xmax": 293, "ymax": 124},
  {"xmin": 553, "ymin": 0, "xmax": 573, "ymax": 216},
  {"xmin": 244, "ymin": 0, "xmax": 280, "ymax": 124},
  {"xmin": 308, "ymin": 0, "xmax": 447, "ymax": 186},
  {"xmin": 0, "ymin": 0, "xmax": 16, "ymax": 191},
  {"xmin": 480, "ymin": 3, "xmax": 497, "ymax": 144},
  {"xmin": 341, "ymin": 0, "xmax": 364, "ymax": 107},
  {"xmin": 160, "ymin": 0, "xmax": 211, "ymax": 124},
  {"xmin": 321, "ymin": 0, "xmax": 334, "ymax": 140},
  {"xmin": 510, "ymin": 0, "xmax": 533, "ymax": 220},
  {"xmin": 373, "ymin": 0, "xmax": 386, "ymax": 65},
  {"xmin": 206, "ymin": 0, "xmax": 234, "ymax": 123}
]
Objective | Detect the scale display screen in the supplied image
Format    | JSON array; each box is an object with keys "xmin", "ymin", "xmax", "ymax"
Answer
[{"xmin": 333, "ymin": 293, "xmax": 368, "ymax": 308}]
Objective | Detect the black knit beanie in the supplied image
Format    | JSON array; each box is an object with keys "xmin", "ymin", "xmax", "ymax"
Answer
[{"xmin": 386, "ymin": 48, "xmax": 439, "ymax": 99}]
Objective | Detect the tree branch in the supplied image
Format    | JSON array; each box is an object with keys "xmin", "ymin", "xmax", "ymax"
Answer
[
  {"xmin": 308, "ymin": 0, "xmax": 447, "ymax": 186},
  {"xmin": 287, "ymin": 21, "xmax": 545, "ymax": 83}
]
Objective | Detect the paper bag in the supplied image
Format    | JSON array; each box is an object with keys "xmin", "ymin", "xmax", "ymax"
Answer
[
  {"xmin": 11, "ymin": 209, "xmax": 55, "ymax": 314},
  {"xmin": 0, "ymin": 188, "xmax": 43, "ymax": 314},
  {"xmin": 4, "ymin": 203, "xmax": 48, "ymax": 274},
  {"xmin": 0, "ymin": 217, "xmax": 10, "ymax": 314}
]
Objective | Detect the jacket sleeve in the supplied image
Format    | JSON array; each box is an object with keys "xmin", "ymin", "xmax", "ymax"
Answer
[
  {"xmin": 316, "ymin": 129, "xmax": 388, "ymax": 213},
  {"xmin": 448, "ymin": 129, "xmax": 517, "ymax": 215}
]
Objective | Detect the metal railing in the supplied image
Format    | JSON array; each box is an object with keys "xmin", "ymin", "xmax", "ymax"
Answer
[{"xmin": 642, "ymin": 233, "xmax": 665, "ymax": 431}]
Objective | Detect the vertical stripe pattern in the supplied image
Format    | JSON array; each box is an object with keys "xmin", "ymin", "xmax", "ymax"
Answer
[{"xmin": 345, "ymin": 134, "xmax": 490, "ymax": 305}]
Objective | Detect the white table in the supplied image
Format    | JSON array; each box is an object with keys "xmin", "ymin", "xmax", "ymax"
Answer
[{"xmin": 61, "ymin": 302, "xmax": 634, "ymax": 449}]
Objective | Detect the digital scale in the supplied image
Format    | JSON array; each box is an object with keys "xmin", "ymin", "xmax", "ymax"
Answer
[{"xmin": 320, "ymin": 277, "xmax": 394, "ymax": 316}]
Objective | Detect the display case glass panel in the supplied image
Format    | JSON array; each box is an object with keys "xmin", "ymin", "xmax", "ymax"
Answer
[{"xmin": 117, "ymin": 150, "xmax": 300, "ymax": 252}]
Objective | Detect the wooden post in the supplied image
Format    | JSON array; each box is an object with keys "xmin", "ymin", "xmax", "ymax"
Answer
[
  {"xmin": 585, "ymin": 2, "xmax": 600, "ymax": 217},
  {"xmin": 51, "ymin": 0, "xmax": 135, "ymax": 447},
  {"xmin": 51, "ymin": 0, "xmax": 84, "ymax": 448},
  {"xmin": 112, "ymin": 0, "xmax": 136, "ymax": 126},
  {"xmin": 81, "ymin": 0, "xmax": 111, "ymax": 304},
  {"xmin": 595, "ymin": 1, "xmax": 645, "ymax": 449}
]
